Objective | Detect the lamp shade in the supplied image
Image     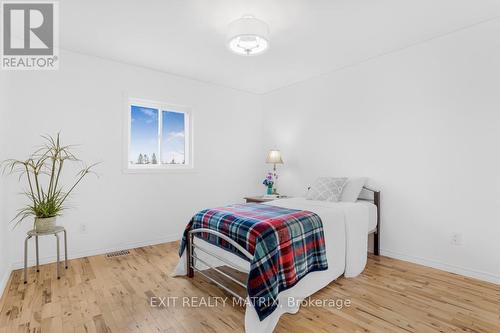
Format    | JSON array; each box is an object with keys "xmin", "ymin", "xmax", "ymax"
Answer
[
  {"xmin": 266, "ymin": 150, "xmax": 283, "ymax": 164},
  {"xmin": 227, "ymin": 15, "xmax": 269, "ymax": 56}
]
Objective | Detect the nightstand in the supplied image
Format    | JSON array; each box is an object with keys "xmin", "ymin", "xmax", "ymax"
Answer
[{"xmin": 244, "ymin": 195, "xmax": 289, "ymax": 203}]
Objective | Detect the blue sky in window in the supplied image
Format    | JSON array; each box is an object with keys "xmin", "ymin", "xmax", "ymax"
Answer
[
  {"xmin": 162, "ymin": 111, "xmax": 185, "ymax": 164},
  {"xmin": 130, "ymin": 106, "xmax": 158, "ymax": 164}
]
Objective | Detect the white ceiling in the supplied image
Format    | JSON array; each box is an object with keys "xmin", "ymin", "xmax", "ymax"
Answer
[{"xmin": 61, "ymin": 0, "xmax": 500, "ymax": 94}]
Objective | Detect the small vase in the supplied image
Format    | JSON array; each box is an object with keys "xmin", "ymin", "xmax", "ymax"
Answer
[
  {"xmin": 34, "ymin": 216, "xmax": 57, "ymax": 232},
  {"xmin": 267, "ymin": 186, "xmax": 273, "ymax": 195}
]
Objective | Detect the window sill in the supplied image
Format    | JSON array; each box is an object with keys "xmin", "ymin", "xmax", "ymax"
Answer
[{"xmin": 123, "ymin": 166, "xmax": 197, "ymax": 174}]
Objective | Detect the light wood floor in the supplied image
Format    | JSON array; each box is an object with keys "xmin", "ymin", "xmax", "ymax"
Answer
[{"xmin": 1, "ymin": 242, "xmax": 499, "ymax": 333}]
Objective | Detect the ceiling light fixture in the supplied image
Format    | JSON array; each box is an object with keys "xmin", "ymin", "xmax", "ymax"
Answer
[{"xmin": 227, "ymin": 15, "xmax": 269, "ymax": 56}]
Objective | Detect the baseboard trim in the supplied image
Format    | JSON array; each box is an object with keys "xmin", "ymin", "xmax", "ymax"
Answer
[
  {"xmin": 11, "ymin": 237, "xmax": 498, "ymax": 286},
  {"xmin": 11, "ymin": 233, "xmax": 180, "ymax": 270},
  {"xmin": 380, "ymin": 248, "xmax": 500, "ymax": 285},
  {"xmin": 0, "ymin": 264, "xmax": 13, "ymax": 303}
]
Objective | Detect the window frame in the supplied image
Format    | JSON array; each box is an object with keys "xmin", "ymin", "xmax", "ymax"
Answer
[{"xmin": 124, "ymin": 97, "xmax": 194, "ymax": 173}]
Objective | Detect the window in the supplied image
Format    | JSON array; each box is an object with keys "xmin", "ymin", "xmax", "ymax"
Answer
[{"xmin": 126, "ymin": 99, "xmax": 192, "ymax": 171}]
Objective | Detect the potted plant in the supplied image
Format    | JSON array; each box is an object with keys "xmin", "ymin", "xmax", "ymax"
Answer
[{"xmin": 2, "ymin": 134, "xmax": 98, "ymax": 231}]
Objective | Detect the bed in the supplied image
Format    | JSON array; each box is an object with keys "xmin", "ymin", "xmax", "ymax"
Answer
[{"xmin": 173, "ymin": 187, "xmax": 380, "ymax": 333}]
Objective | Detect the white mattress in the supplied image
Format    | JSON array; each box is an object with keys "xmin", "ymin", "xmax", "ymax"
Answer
[
  {"xmin": 357, "ymin": 200, "xmax": 378, "ymax": 233},
  {"xmin": 173, "ymin": 198, "xmax": 373, "ymax": 333}
]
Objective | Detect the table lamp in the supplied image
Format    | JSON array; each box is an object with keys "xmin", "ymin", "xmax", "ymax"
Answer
[{"xmin": 266, "ymin": 150, "xmax": 284, "ymax": 195}]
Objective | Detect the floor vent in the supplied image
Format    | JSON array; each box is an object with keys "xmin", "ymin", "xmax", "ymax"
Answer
[{"xmin": 105, "ymin": 250, "xmax": 130, "ymax": 258}]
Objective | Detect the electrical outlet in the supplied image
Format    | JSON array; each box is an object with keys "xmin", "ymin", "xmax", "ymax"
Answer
[
  {"xmin": 79, "ymin": 224, "xmax": 88, "ymax": 234},
  {"xmin": 451, "ymin": 232, "xmax": 463, "ymax": 246}
]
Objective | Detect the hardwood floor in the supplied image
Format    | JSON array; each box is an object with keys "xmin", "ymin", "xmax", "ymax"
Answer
[{"xmin": 1, "ymin": 241, "xmax": 499, "ymax": 333}]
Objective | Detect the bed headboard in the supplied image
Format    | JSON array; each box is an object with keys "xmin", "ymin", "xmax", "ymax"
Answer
[
  {"xmin": 306, "ymin": 184, "xmax": 381, "ymax": 255},
  {"xmin": 360, "ymin": 186, "xmax": 380, "ymax": 255}
]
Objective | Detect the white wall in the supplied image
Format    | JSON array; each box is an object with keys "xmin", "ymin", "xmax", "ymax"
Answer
[
  {"xmin": 3, "ymin": 50, "xmax": 264, "ymax": 268},
  {"xmin": 0, "ymin": 73, "xmax": 11, "ymax": 295},
  {"xmin": 262, "ymin": 19, "xmax": 500, "ymax": 283}
]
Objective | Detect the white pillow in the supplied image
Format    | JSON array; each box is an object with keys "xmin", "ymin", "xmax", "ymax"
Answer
[
  {"xmin": 306, "ymin": 177, "xmax": 348, "ymax": 202},
  {"xmin": 341, "ymin": 177, "xmax": 367, "ymax": 202}
]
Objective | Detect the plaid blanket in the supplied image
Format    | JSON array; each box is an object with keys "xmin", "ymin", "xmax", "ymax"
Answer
[{"xmin": 179, "ymin": 203, "xmax": 328, "ymax": 321}]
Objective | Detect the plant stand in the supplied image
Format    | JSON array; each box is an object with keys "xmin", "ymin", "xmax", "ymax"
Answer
[{"xmin": 24, "ymin": 226, "xmax": 68, "ymax": 284}]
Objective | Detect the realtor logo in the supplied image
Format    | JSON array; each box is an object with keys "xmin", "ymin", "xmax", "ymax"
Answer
[{"xmin": 1, "ymin": 1, "xmax": 59, "ymax": 70}]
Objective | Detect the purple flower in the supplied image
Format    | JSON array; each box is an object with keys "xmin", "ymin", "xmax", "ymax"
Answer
[{"xmin": 263, "ymin": 172, "xmax": 275, "ymax": 187}]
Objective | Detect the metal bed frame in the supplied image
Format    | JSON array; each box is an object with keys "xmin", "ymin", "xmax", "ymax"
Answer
[
  {"xmin": 186, "ymin": 187, "xmax": 381, "ymax": 301},
  {"xmin": 364, "ymin": 188, "xmax": 381, "ymax": 256}
]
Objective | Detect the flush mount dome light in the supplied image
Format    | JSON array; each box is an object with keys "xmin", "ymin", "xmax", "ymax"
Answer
[{"xmin": 227, "ymin": 15, "xmax": 269, "ymax": 56}]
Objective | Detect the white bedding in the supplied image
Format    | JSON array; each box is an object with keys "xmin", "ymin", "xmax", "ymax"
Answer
[
  {"xmin": 173, "ymin": 197, "xmax": 373, "ymax": 333},
  {"xmin": 358, "ymin": 199, "xmax": 378, "ymax": 233}
]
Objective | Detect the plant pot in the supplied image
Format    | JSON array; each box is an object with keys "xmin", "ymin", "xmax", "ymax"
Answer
[{"xmin": 34, "ymin": 216, "xmax": 57, "ymax": 232}]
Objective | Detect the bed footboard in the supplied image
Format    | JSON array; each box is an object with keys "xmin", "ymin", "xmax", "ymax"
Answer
[{"xmin": 186, "ymin": 228, "xmax": 253, "ymax": 302}]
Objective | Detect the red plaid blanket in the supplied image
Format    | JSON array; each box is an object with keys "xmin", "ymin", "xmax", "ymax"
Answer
[{"xmin": 179, "ymin": 203, "xmax": 328, "ymax": 320}]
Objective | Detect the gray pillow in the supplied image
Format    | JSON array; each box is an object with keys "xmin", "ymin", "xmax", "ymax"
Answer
[
  {"xmin": 341, "ymin": 177, "xmax": 367, "ymax": 202},
  {"xmin": 306, "ymin": 177, "xmax": 348, "ymax": 202}
]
